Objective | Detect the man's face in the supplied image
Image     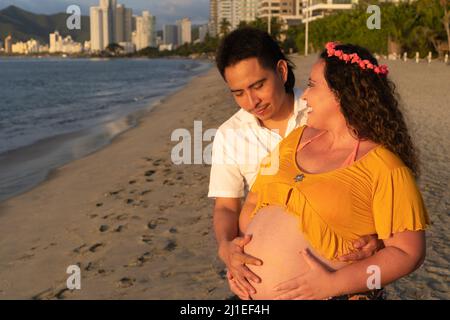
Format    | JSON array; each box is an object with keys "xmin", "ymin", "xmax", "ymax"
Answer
[{"xmin": 224, "ymin": 57, "xmax": 288, "ymax": 122}]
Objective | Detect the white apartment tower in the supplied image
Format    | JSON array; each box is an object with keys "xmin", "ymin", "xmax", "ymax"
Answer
[
  {"xmin": 209, "ymin": 0, "xmax": 218, "ymax": 37},
  {"xmin": 90, "ymin": 6, "xmax": 103, "ymax": 51},
  {"xmin": 90, "ymin": 0, "xmax": 133, "ymax": 52},
  {"xmin": 240, "ymin": 0, "xmax": 259, "ymax": 23},
  {"xmin": 49, "ymin": 31, "xmax": 63, "ymax": 53},
  {"xmin": 177, "ymin": 18, "xmax": 192, "ymax": 45},
  {"xmin": 100, "ymin": 0, "xmax": 115, "ymax": 48},
  {"xmin": 218, "ymin": 0, "xmax": 241, "ymax": 31},
  {"xmin": 135, "ymin": 11, "xmax": 156, "ymax": 51}
]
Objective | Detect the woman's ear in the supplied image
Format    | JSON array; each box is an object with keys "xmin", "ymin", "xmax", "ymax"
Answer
[{"xmin": 276, "ymin": 60, "xmax": 288, "ymax": 84}]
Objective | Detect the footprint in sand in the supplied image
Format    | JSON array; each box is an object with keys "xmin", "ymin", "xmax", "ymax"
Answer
[
  {"xmin": 89, "ymin": 243, "xmax": 104, "ymax": 253},
  {"xmin": 43, "ymin": 242, "xmax": 57, "ymax": 250},
  {"xmin": 140, "ymin": 189, "xmax": 152, "ymax": 196},
  {"xmin": 125, "ymin": 252, "xmax": 152, "ymax": 267},
  {"xmin": 169, "ymin": 227, "xmax": 177, "ymax": 234},
  {"xmin": 102, "ymin": 213, "xmax": 115, "ymax": 219},
  {"xmin": 158, "ymin": 202, "xmax": 174, "ymax": 211},
  {"xmin": 147, "ymin": 220, "xmax": 158, "ymax": 230},
  {"xmin": 17, "ymin": 253, "xmax": 35, "ymax": 261},
  {"xmin": 141, "ymin": 235, "xmax": 153, "ymax": 244},
  {"xmin": 73, "ymin": 244, "xmax": 87, "ymax": 254},
  {"xmin": 164, "ymin": 239, "xmax": 177, "ymax": 252},
  {"xmin": 114, "ymin": 225, "xmax": 127, "ymax": 232},
  {"xmin": 99, "ymin": 225, "xmax": 109, "ymax": 232},
  {"xmin": 117, "ymin": 277, "xmax": 135, "ymax": 288},
  {"xmin": 84, "ymin": 262, "xmax": 95, "ymax": 271},
  {"xmin": 145, "ymin": 170, "xmax": 156, "ymax": 177},
  {"xmin": 163, "ymin": 179, "xmax": 175, "ymax": 186},
  {"xmin": 32, "ymin": 287, "xmax": 71, "ymax": 300},
  {"xmin": 108, "ymin": 188, "xmax": 124, "ymax": 196},
  {"xmin": 115, "ymin": 214, "xmax": 129, "ymax": 221},
  {"xmin": 144, "ymin": 218, "xmax": 168, "ymax": 233}
]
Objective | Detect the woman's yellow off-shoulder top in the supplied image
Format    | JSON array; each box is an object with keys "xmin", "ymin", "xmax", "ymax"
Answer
[{"xmin": 250, "ymin": 126, "xmax": 430, "ymax": 261}]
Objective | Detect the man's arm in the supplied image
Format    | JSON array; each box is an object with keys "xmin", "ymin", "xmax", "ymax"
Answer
[{"xmin": 214, "ymin": 197, "xmax": 241, "ymax": 249}]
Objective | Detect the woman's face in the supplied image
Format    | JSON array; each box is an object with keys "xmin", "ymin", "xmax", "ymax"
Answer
[{"xmin": 301, "ymin": 60, "xmax": 342, "ymax": 129}]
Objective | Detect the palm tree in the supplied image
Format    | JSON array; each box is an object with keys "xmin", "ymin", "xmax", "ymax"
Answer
[
  {"xmin": 219, "ymin": 18, "xmax": 231, "ymax": 37},
  {"xmin": 238, "ymin": 21, "xmax": 248, "ymax": 29},
  {"xmin": 441, "ymin": 0, "xmax": 450, "ymax": 52}
]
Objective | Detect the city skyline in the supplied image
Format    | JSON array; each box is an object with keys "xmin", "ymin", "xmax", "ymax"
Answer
[{"xmin": 0, "ymin": 0, "xmax": 209, "ymax": 27}]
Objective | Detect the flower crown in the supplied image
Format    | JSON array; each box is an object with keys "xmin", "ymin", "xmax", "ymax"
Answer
[{"xmin": 325, "ymin": 42, "xmax": 389, "ymax": 75}]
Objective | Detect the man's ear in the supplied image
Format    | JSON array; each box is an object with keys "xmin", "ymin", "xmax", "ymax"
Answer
[{"xmin": 276, "ymin": 60, "xmax": 289, "ymax": 84}]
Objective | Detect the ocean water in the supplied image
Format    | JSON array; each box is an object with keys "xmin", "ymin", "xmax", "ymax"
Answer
[{"xmin": 0, "ymin": 57, "xmax": 211, "ymax": 202}]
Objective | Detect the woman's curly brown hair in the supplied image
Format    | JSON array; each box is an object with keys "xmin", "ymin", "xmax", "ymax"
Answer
[{"xmin": 319, "ymin": 43, "xmax": 419, "ymax": 177}]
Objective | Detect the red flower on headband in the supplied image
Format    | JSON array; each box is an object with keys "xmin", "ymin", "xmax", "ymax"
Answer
[{"xmin": 325, "ymin": 41, "xmax": 389, "ymax": 75}]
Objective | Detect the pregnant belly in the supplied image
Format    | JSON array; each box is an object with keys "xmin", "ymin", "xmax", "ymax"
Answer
[{"xmin": 243, "ymin": 205, "xmax": 346, "ymax": 300}]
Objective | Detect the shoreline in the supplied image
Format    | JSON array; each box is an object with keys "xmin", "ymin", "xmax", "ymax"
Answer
[
  {"xmin": 0, "ymin": 65, "xmax": 237, "ymax": 299},
  {"xmin": 0, "ymin": 60, "xmax": 212, "ymax": 204}
]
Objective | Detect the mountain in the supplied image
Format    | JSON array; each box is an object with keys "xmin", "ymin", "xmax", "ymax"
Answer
[{"xmin": 0, "ymin": 5, "xmax": 90, "ymax": 44}]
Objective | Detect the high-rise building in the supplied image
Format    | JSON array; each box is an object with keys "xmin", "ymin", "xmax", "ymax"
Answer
[
  {"xmin": 176, "ymin": 18, "xmax": 192, "ymax": 45},
  {"xmin": 240, "ymin": 0, "xmax": 259, "ymax": 23},
  {"xmin": 218, "ymin": 0, "xmax": 241, "ymax": 33},
  {"xmin": 49, "ymin": 31, "xmax": 63, "ymax": 53},
  {"xmin": 198, "ymin": 24, "xmax": 209, "ymax": 42},
  {"xmin": 90, "ymin": 6, "xmax": 103, "ymax": 51},
  {"xmin": 116, "ymin": 4, "xmax": 125, "ymax": 43},
  {"xmin": 90, "ymin": 1, "xmax": 133, "ymax": 52},
  {"xmin": 300, "ymin": 0, "xmax": 357, "ymax": 23},
  {"xmin": 258, "ymin": 0, "xmax": 296, "ymax": 20},
  {"xmin": 100, "ymin": 0, "xmax": 115, "ymax": 48},
  {"xmin": 4, "ymin": 35, "xmax": 12, "ymax": 54},
  {"xmin": 115, "ymin": 4, "xmax": 132, "ymax": 43},
  {"xmin": 124, "ymin": 8, "xmax": 133, "ymax": 42},
  {"xmin": 163, "ymin": 24, "xmax": 178, "ymax": 46},
  {"xmin": 209, "ymin": 0, "xmax": 218, "ymax": 37},
  {"xmin": 134, "ymin": 11, "xmax": 156, "ymax": 51}
]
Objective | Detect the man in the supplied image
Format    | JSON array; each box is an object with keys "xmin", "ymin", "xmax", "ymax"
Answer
[{"xmin": 208, "ymin": 28, "xmax": 380, "ymax": 299}]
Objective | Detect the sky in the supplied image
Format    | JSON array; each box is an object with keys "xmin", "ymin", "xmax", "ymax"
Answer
[{"xmin": 0, "ymin": 0, "xmax": 210, "ymax": 28}]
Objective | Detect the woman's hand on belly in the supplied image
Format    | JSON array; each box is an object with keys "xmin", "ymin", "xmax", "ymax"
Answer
[{"xmin": 273, "ymin": 249, "xmax": 336, "ymax": 300}]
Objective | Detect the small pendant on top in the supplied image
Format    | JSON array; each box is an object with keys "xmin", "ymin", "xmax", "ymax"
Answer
[{"xmin": 294, "ymin": 174, "xmax": 305, "ymax": 182}]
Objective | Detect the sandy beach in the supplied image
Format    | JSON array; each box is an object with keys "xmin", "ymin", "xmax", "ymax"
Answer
[{"xmin": 0, "ymin": 55, "xmax": 448, "ymax": 300}]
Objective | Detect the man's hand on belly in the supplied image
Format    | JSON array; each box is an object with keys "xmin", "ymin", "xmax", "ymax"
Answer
[{"xmin": 219, "ymin": 234, "xmax": 263, "ymax": 296}]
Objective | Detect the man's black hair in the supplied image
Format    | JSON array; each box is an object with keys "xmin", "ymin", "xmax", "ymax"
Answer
[{"xmin": 216, "ymin": 27, "xmax": 295, "ymax": 94}]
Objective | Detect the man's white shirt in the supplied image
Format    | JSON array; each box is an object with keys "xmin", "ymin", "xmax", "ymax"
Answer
[{"xmin": 208, "ymin": 88, "xmax": 308, "ymax": 198}]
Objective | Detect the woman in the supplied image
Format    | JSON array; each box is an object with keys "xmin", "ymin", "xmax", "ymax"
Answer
[{"xmin": 227, "ymin": 42, "xmax": 429, "ymax": 300}]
